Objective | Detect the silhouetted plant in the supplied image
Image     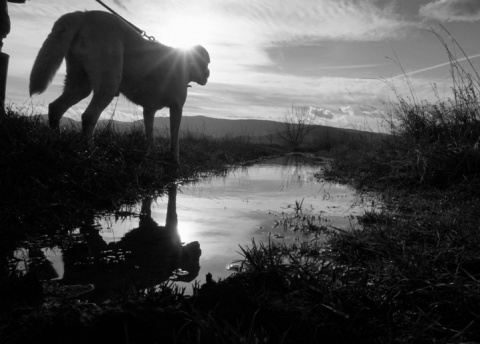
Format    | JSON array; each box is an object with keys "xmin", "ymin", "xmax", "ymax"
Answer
[{"xmin": 272, "ymin": 104, "xmax": 318, "ymax": 150}]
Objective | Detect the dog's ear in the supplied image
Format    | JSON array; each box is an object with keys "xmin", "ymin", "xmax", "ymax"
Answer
[{"xmin": 189, "ymin": 45, "xmax": 210, "ymax": 85}]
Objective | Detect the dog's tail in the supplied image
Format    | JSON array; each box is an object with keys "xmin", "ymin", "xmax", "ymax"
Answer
[{"xmin": 29, "ymin": 12, "xmax": 84, "ymax": 96}]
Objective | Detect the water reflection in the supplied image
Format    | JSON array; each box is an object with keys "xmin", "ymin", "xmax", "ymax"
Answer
[
  {"xmin": 9, "ymin": 155, "xmax": 374, "ymax": 297},
  {"xmin": 172, "ymin": 154, "xmax": 362, "ymax": 289},
  {"xmin": 60, "ymin": 185, "xmax": 201, "ymax": 298}
]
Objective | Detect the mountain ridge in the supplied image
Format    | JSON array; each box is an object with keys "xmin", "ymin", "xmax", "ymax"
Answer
[{"xmin": 35, "ymin": 114, "xmax": 385, "ymax": 148}]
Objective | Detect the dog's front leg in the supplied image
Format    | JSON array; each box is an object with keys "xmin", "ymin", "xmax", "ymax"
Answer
[
  {"xmin": 143, "ymin": 108, "xmax": 157, "ymax": 145},
  {"xmin": 169, "ymin": 105, "xmax": 183, "ymax": 163}
]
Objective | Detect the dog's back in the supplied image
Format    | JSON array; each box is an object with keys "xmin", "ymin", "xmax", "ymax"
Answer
[{"xmin": 29, "ymin": 11, "xmax": 137, "ymax": 96}]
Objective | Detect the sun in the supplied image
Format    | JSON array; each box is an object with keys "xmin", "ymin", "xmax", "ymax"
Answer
[
  {"xmin": 153, "ymin": 11, "xmax": 215, "ymax": 49},
  {"xmin": 177, "ymin": 220, "xmax": 199, "ymax": 245}
]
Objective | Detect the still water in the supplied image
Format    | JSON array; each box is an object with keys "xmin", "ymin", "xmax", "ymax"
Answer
[{"xmin": 15, "ymin": 155, "xmax": 372, "ymax": 297}]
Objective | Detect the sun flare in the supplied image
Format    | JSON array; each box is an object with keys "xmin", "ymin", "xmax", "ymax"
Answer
[
  {"xmin": 155, "ymin": 11, "xmax": 216, "ymax": 49},
  {"xmin": 177, "ymin": 220, "xmax": 199, "ymax": 245}
]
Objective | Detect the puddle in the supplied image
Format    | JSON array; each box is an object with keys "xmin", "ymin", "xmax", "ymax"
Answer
[{"xmin": 11, "ymin": 154, "xmax": 375, "ymax": 296}]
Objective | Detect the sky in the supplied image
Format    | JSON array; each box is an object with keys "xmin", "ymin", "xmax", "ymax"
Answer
[{"xmin": 4, "ymin": 0, "xmax": 480, "ymax": 132}]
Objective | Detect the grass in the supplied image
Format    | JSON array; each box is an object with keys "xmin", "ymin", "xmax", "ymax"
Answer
[{"xmin": 3, "ymin": 35, "xmax": 480, "ymax": 343}]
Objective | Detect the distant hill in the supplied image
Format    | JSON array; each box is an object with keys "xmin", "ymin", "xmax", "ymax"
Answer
[
  {"xmin": 36, "ymin": 114, "xmax": 387, "ymax": 149},
  {"xmin": 37, "ymin": 115, "xmax": 278, "ymax": 136},
  {"xmin": 151, "ymin": 116, "xmax": 278, "ymax": 137}
]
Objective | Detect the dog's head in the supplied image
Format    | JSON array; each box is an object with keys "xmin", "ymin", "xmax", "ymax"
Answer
[{"xmin": 189, "ymin": 45, "xmax": 210, "ymax": 86}]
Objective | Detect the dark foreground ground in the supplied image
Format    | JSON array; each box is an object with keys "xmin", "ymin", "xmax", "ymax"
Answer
[{"xmin": 1, "ymin": 103, "xmax": 480, "ymax": 343}]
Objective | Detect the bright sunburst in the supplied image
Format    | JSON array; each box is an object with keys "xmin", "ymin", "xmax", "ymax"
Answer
[{"xmin": 154, "ymin": 10, "xmax": 216, "ymax": 49}]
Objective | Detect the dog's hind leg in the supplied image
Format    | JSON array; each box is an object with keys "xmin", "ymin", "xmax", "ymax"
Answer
[
  {"xmin": 48, "ymin": 61, "xmax": 92, "ymax": 129},
  {"xmin": 81, "ymin": 91, "xmax": 116, "ymax": 144},
  {"xmin": 80, "ymin": 41, "xmax": 123, "ymax": 144}
]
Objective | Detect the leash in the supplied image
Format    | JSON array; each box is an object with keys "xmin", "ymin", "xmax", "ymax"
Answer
[{"xmin": 95, "ymin": 0, "xmax": 156, "ymax": 41}]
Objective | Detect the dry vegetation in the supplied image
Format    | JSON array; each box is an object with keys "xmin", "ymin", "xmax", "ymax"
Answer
[{"xmin": 2, "ymin": 36, "xmax": 480, "ymax": 343}]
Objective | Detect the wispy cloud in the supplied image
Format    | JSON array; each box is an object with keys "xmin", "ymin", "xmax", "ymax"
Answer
[
  {"xmin": 392, "ymin": 52, "xmax": 480, "ymax": 78},
  {"xmin": 305, "ymin": 63, "xmax": 387, "ymax": 71},
  {"xmin": 420, "ymin": 0, "xmax": 480, "ymax": 22},
  {"xmin": 216, "ymin": 0, "xmax": 417, "ymax": 43}
]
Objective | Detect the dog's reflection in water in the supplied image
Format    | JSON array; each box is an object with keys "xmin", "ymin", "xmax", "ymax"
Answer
[{"xmin": 62, "ymin": 185, "xmax": 201, "ymax": 298}]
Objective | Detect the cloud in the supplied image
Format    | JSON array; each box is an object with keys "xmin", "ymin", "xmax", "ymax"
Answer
[
  {"xmin": 305, "ymin": 63, "xmax": 387, "ymax": 71},
  {"xmin": 419, "ymin": 0, "xmax": 480, "ymax": 22},
  {"xmin": 339, "ymin": 106, "xmax": 354, "ymax": 116},
  {"xmin": 216, "ymin": 0, "xmax": 417, "ymax": 43},
  {"xmin": 311, "ymin": 107, "xmax": 334, "ymax": 119},
  {"xmin": 392, "ymin": 53, "xmax": 480, "ymax": 78}
]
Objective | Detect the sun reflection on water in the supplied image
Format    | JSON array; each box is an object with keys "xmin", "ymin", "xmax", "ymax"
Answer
[{"xmin": 23, "ymin": 155, "xmax": 377, "ymax": 296}]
